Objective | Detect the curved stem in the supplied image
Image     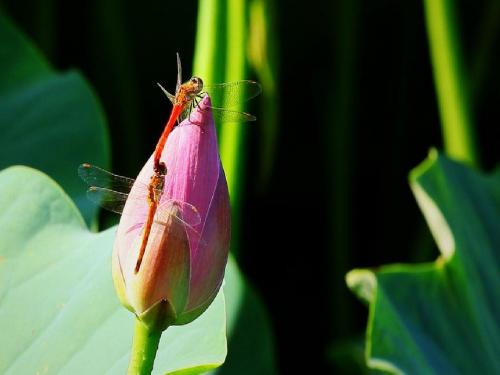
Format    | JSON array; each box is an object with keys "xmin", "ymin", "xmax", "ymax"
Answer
[{"xmin": 127, "ymin": 319, "xmax": 162, "ymax": 375}]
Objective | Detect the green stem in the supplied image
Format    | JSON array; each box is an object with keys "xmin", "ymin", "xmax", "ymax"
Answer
[
  {"xmin": 219, "ymin": 0, "xmax": 247, "ymax": 256},
  {"xmin": 193, "ymin": 0, "xmax": 247, "ymax": 256},
  {"xmin": 423, "ymin": 0, "xmax": 478, "ymax": 165},
  {"xmin": 248, "ymin": 0, "xmax": 279, "ymax": 188},
  {"xmin": 193, "ymin": 0, "xmax": 226, "ymax": 83},
  {"xmin": 127, "ymin": 319, "xmax": 162, "ymax": 375}
]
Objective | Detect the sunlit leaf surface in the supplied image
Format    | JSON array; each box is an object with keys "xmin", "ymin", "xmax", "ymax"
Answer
[
  {"xmin": 347, "ymin": 151, "xmax": 500, "ymax": 374},
  {"xmin": 0, "ymin": 166, "xmax": 226, "ymax": 375},
  {"xmin": 0, "ymin": 12, "xmax": 110, "ymax": 224}
]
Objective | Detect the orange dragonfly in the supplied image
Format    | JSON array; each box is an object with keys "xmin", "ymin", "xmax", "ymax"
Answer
[
  {"xmin": 153, "ymin": 53, "xmax": 262, "ymax": 172},
  {"xmin": 78, "ymin": 163, "xmax": 201, "ymax": 271}
]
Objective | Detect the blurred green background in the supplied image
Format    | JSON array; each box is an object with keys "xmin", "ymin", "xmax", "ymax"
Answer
[{"xmin": 1, "ymin": 0, "xmax": 499, "ymax": 373}]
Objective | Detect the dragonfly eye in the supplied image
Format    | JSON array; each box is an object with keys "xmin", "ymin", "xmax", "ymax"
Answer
[{"xmin": 190, "ymin": 76, "xmax": 204, "ymax": 92}]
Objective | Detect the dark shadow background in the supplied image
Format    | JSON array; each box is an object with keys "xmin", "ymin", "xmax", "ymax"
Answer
[{"xmin": 2, "ymin": 0, "xmax": 499, "ymax": 373}]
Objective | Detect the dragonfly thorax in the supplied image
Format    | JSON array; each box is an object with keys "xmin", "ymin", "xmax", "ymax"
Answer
[
  {"xmin": 149, "ymin": 173, "xmax": 165, "ymax": 204},
  {"xmin": 179, "ymin": 76, "xmax": 203, "ymax": 99}
]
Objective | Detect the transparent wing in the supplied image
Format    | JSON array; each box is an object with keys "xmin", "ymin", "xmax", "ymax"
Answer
[
  {"xmin": 202, "ymin": 80, "xmax": 262, "ymax": 108},
  {"xmin": 81, "ymin": 164, "xmax": 203, "ymax": 240},
  {"xmin": 157, "ymin": 83, "xmax": 176, "ymax": 104},
  {"xmin": 178, "ymin": 106, "xmax": 191, "ymax": 122},
  {"xmin": 85, "ymin": 184, "xmax": 177, "ymax": 216},
  {"xmin": 156, "ymin": 199, "xmax": 202, "ymax": 228},
  {"xmin": 176, "ymin": 52, "xmax": 183, "ymax": 93},
  {"xmin": 80, "ymin": 163, "xmax": 167, "ymax": 214},
  {"xmin": 207, "ymin": 107, "xmax": 257, "ymax": 122},
  {"xmin": 78, "ymin": 163, "xmax": 135, "ymax": 193},
  {"xmin": 125, "ymin": 200, "xmax": 203, "ymax": 238},
  {"xmin": 86, "ymin": 187, "xmax": 129, "ymax": 214}
]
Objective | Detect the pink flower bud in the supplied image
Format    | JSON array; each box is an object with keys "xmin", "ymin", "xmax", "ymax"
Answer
[{"xmin": 112, "ymin": 96, "xmax": 230, "ymax": 329}]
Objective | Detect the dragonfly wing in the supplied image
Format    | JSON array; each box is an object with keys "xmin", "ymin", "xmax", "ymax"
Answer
[
  {"xmin": 157, "ymin": 83, "xmax": 176, "ymax": 104},
  {"xmin": 125, "ymin": 200, "xmax": 207, "ymax": 246},
  {"xmin": 78, "ymin": 164, "xmax": 135, "ymax": 193},
  {"xmin": 86, "ymin": 187, "xmax": 128, "ymax": 214},
  {"xmin": 156, "ymin": 200, "xmax": 207, "ymax": 247},
  {"xmin": 178, "ymin": 106, "xmax": 191, "ymax": 122},
  {"xmin": 156, "ymin": 199, "xmax": 202, "ymax": 227},
  {"xmin": 88, "ymin": 185, "xmax": 153, "ymax": 219},
  {"xmin": 176, "ymin": 52, "xmax": 183, "ymax": 93},
  {"xmin": 206, "ymin": 107, "xmax": 257, "ymax": 122},
  {"xmin": 126, "ymin": 200, "xmax": 201, "ymax": 231},
  {"xmin": 202, "ymin": 80, "xmax": 262, "ymax": 108}
]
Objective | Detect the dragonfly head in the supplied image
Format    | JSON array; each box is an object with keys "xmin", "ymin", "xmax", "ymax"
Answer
[{"xmin": 187, "ymin": 76, "xmax": 204, "ymax": 95}]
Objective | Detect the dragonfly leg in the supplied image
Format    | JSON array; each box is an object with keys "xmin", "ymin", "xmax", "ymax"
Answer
[
  {"xmin": 196, "ymin": 93, "xmax": 205, "ymax": 110},
  {"xmin": 188, "ymin": 100, "xmax": 196, "ymax": 124},
  {"xmin": 190, "ymin": 96, "xmax": 201, "ymax": 123},
  {"xmin": 190, "ymin": 99, "xmax": 206, "ymax": 126}
]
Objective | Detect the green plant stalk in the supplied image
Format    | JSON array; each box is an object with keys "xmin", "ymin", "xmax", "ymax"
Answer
[
  {"xmin": 193, "ymin": 0, "xmax": 248, "ymax": 255},
  {"xmin": 423, "ymin": 0, "xmax": 478, "ymax": 165},
  {"xmin": 219, "ymin": 0, "xmax": 247, "ymax": 254},
  {"xmin": 248, "ymin": 0, "xmax": 279, "ymax": 187},
  {"xmin": 193, "ymin": 0, "xmax": 226, "ymax": 84},
  {"xmin": 127, "ymin": 319, "xmax": 162, "ymax": 375}
]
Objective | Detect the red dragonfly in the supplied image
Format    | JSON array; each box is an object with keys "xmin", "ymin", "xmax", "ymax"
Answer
[
  {"xmin": 78, "ymin": 163, "xmax": 202, "ymax": 271},
  {"xmin": 81, "ymin": 55, "xmax": 260, "ymax": 272},
  {"xmin": 153, "ymin": 53, "xmax": 262, "ymax": 172}
]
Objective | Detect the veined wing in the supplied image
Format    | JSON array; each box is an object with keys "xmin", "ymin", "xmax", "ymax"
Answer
[
  {"xmin": 182, "ymin": 104, "xmax": 256, "ymax": 123},
  {"xmin": 85, "ymin": 184, "xmax": 159, "ymax": 215},
  {"xmin": 155, "ymin": 200, "xmax": 201, "ymax": 228},
  {"xmin": 78, "ymin": 163, "xmax": 135, "ymax": 193},
  {"xmin": 86, "ymin": 186, "xmax": 131, "ymax": 214},
  {"xmin": 125, "ymin": 199, "xmax": 202, "ymax": 237},
  {"xmin": 157, "ymin": 83, "xmax": 176, "ymax": 105},
  {"xmin": 79, "ymin": 164, "xmax": 166, "ymax": 212},
  {"xmin": 202, "ymin": 80, "xmax": 262, "ymax": 108},
  {"xmin": 208, "ymin": 107, "xmax": 256, "ymax": 122},
  {"xmin": 86, "ymin": 184, "xmax": 201, "ymax": 231}
]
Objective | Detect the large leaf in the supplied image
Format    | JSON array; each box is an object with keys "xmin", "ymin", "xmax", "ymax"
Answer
[
  {"xmin": 0, "ymin": 166, "xmax": 227, "ymax": 375},
  {"xmin": 0, "ymin": 12, "xmax": 110, "ymax": 225},
  {"xmin": 346, "ymin": 150, "xmax": 500, "ymax": 374}
]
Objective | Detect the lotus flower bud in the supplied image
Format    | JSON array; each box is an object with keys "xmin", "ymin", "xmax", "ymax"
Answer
[{"xmin": 112, "ymin": 96, "xmax": 230, "ymax": 329}]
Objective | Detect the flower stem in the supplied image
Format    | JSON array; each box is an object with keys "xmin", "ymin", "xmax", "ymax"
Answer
[{"xmin": 127, "ymin": 319, "xmax": 162, "ymax": 375}]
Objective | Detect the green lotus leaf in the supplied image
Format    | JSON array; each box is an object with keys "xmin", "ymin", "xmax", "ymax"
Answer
[
  {"xmin": 0, "ymin": 12, "xmax": 110, "ymax": 225},
  {"xmin": 347, "ymin": 150, "xmax": 500, "ymax": 374},
  {"xmin": 0, "ymin": 166, "xmax": 226, "ymax": 375}
]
